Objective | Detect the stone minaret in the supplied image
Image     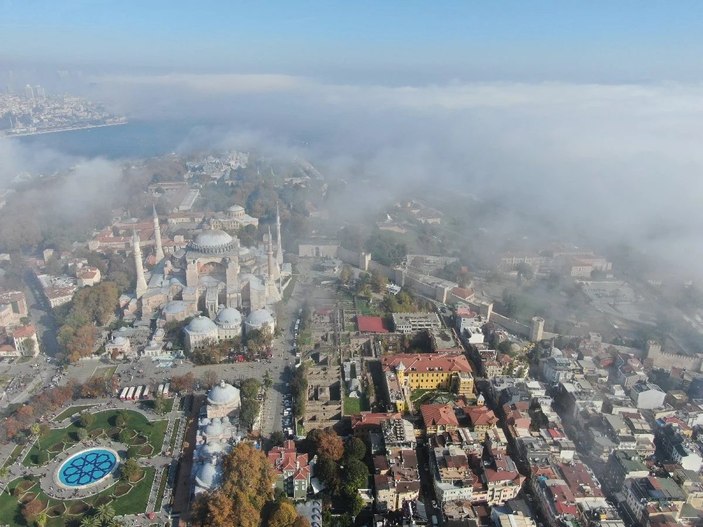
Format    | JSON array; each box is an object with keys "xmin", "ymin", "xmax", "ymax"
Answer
[
  {"xmin": 152, "ymin": 204, "xmax": 164, "ymax": 262},
  {"xmin": 275, "ymin": 202, "xmax": 283, "ymax": 267},
  {"xmin": 267, "ymin": 227, "xmax": 275, "ymax": 282},
  {"xmin": 133, "ymin": 231, "xmax": 148, "ymax": 299}
]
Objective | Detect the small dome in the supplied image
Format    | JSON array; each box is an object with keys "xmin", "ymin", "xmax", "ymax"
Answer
[
  {"xmin": 113, "ymin": 336, "xmax": 128, "ymax": 346},
  {"xmin": 202, "ymin": 442, "xmax": 224, "ymax": 458},
  {"xmin": 228, "ymin": 205, "xmax": 245, "ymax": 213},
  {"xmin": 216, "ymin": 307, "xmax": 242, "ymax": 328},
  {"xmin": 193, "ymin": 229, "xmax": 233, "ymax": 248},
  {"xmin": 246, "ymin": 309, "xmax": 274, "ymax": 328},
  {"xmin": 204, "ymin": 420, "xmax": 224, "ymax": 437},
  {"xmin": 207, "ymin": 380, "xmax": 241, "ymax": 407},
  {"xmin": 186, "ymin": 315, "xmax": 217, "ymax": 334},
  {"xmin": 163, "ymin": 300, "xmax": 188, "ymax": 315},
  {"xmin": 195, "ymin": 462, "xmax": 219, "ymax": 490},
  {"xmin": 510, "ymin": 343, "xmax": 521, "ymax": 354}
]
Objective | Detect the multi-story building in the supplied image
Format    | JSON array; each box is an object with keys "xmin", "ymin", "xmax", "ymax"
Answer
[
  {"xmin": 605, "ymin": 450, "xmax": 649, "ymax": 490},
  {"xmin": 622, "ymin": 476, "xmax": 686, "ymax": 526},
  {"xmin": 630, "ymin": 382, "xmax": 666, "ymax": 410},
  {"xmin": 431, "ymin": 445, "xmax": 474, "ymax": 502},
  {"xmin": 391, "ymin": 312, "xmax": 442, "ymax": 333},
  {"xmin": 267, "ymin": 440, "xmax": 312, "ymax": 501},
  {"xmin": 382, "ymin": 353, "xmax": 474, "ymax": 412},
  {"xmin": 421, "ymin": 404, "xmax": 459, "ymax": 435}
]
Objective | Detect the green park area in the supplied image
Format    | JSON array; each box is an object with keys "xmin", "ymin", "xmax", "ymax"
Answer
[
  {"xmin": 23, "ymin": 410, "xmax": 167, "ymax": 467},
  {"xmin": 53, "ymin": 405, "xmax": 96, "ymax": 422},
  {"xmin": 0, "ymin": 466, "xmax": 155, "ymax": 527}
]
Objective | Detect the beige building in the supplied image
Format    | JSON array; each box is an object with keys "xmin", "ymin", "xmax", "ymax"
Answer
[{"xmin": 12, "ymin": 325, "xmax": 39, "ymax": 357}]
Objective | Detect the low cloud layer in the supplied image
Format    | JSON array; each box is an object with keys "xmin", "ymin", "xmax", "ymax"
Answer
[{"xmin": 6, "ymin": 74, "xmax": 703, "ymax": 279}]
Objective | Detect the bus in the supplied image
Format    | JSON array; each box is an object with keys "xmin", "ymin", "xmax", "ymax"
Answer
[
  {"xmin": 162, "ymin": 383, "xmax": 170, "ymax": 397},
  {"xmin": 125, "ymin": 386, "xmax": 135, "ymax": 400},
  {"xmin": 142, "ymin": 385, "xmax": 150, "ymax": 398},
  {"xmin": 157, "ymin": 384, "xmax": 164, "ymax": 396},
  {"xmin": 134, "ymin": 386, "xmax": 144, "ymax": 400},
  {"xmin": 119, "ymin": 387, "xmax": 129, "ymax": 400}
]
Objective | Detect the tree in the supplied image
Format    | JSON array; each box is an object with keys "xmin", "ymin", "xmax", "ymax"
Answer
[
  {"xmin": 267, "ymin": 501, "xmax": 298, "ymax": 527},
  {"xmin": 36, "ymin": 511, "xmax": 48, "ymax": 527},
  {"xmin": 370, "ymin": 270, "xmax": 387, "ymax": 293},
  {"xmin": 263, "ymin": 371, "xmax": 273, "ymax": 390},
  {"xmin": 292, "ymin": 517, "xmax": 311, "ymax": 527},
  {"xmin": 343, "ymin": 458, "xmax": 369, "ymax": 491},
  {"xmin": 170, "ymin": 372, "xmax": 195, "ymax": 393},
  {"xmin": 65, "ymin": 325, "xmax": 98, "ymax": 362},
  {"xmin": 339, "ymin": 265, "xmax": 353, "ymax": 285},
  {"xmin": 115, "ymin": 411, "xmax": 127, "ymax": 428},
  {"xmin": 95, "ymin": 504, "xmax": 116, "ymax": 525},
  {"xmin": 118, "ymin": 428, "xmax": 131, "ymax": 444},
  {"xmin": 120, "ymin": 458, "xmax": 141, "ymax": 481},
  {"xmin": 240, "ymin": 398, "xmax": 260, "ymax": 431},
  {"xmin": 315, "ymin": 456, "xmax": 340, "ymax": 491},
  {"xmin": 309, "ymin": 428, "xmax": 344, "ymax": 461},
  {"xmin": 202, "ymin": 370, "xmax": 219, "ymax": 389},
  {"xmin": 270, "ymin": 431, "xmax": 285, "ymax": 447},
  {"xmin": 153, "ymin": 394, "xmax": 168, "ymax": 415},
  {"xmin": 344, "ymin": 437, "xmax": 366, "ymax": 461},
  {"xmin": 77, "ymin": 428, "xmax": 89, "ymax": 441},
  {"xmin": 241, "ymin": 378, "xmax": 262, "ymax": 400},
  {"xmin": 79, "ymin": 411, "xmax": 95, "ymax": 428}
]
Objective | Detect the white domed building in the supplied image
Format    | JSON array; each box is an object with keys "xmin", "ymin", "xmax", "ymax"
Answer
[
  {"xmin": 215, "ymin": 307, "xmax": 243, "ymax": 339},
  {"xmin": 105, "ymin": 333, "xmax": 133, "ymax": 359},
  {"xmin": 206, "ymin": 380, "xmax": 241, "ymax": 418},
  {"xmin": 162, "ymin": 300, "xmax": 192, "ymax": 322},
  {"xmin": 194, "ymin": 461, "xmax": 221, "ymax": 495},
  {"xmin": 183, "ymin": 315, "xmax": 219, "ymax": 351},
  {"xmin": 245, "ymin": 308, "xmax": 275, "ymax": 335}
]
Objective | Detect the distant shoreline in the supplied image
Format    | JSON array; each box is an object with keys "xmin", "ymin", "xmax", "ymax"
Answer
[{"xmin": 1, "ymin": 120, "xmax": 128, "ymax": 139}]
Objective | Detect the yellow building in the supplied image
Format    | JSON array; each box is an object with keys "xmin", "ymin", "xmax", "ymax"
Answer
[{"xmin": 382, "ymin": 353, "xmax": 474, "ymax": 412}]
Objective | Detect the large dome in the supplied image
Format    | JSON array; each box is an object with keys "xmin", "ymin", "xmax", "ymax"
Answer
[
  {"xmin": 188, "ymin": 229, "xmax": 237, "ymax": 254},
  {"xmin": 186, "ymin": 315, "xmax": 217, "ymax": 334},
  {"xmin": 246, "ymin": 309, "xmax": 274, "ymax": 329},
  {"xmin": 207, "ymin": 380, "xmax": 241, "ymax": 407},
  {"xmin": 163, "ymin": 300, "xmax": 189, "ymax": 315},
  {"xmin": 216, "ymin": 307, "xmax": 242, "ymax": 328},
  {"xmin": 228, "ymin": 204, "xmax": 245, "ymax": 213},
  {"xmin": 195, "ymin": 462, "xmax": 220, "ymax": 490}
]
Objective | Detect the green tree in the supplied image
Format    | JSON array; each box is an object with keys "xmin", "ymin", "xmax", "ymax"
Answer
[
  {"xmin": 240, "ymin": 398, "xmax": 260, "ymax": 431},
  {"xmin": 344, "ymin": 437, "xmax": 366, "ymax": 461},
  {"xmin": 240, "ymin": 378, "xmax": 262, "ymax": 400},
  {"xmin": 77, "ymin": 428, "xmax": 89, "ymax": 441},
  {"xmin": 120, "ymin": 458, "xmax": 141, "ymax": 481},
  {"xmin": 79, "ymin": 411, "xmax": 95, "ymax": 428},
  {"xmin": 342, "ymin": 458, "xmax": 369, "ymax": 491},
  {"xmin": 153, "ymin": 394, "xmax": 168, "ymax": 415},
  {"xmin": 270, "ymin": 430, "xmax": 285, "ymax": 447},
  {"xmin": 95, "ymin": 504, "xmax": 115, "ymax": 525}
]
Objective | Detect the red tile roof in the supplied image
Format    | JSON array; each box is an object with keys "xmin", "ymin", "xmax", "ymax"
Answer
[
  {"xmin": 356, "ymin": 315, "xmax": 389, "ymax": 333},
  {"xmin": 466, "ymin": 406, "xmax": 498, "ymax": 428},
  {"xmin": 382, "ymin": 352, "xmax": 473, "ymax": 374},
  {"xmin": 12, "ymin": 325, "xmax": 36, "ymax": 339},
  {"xmin": 420, "ymin": 404, "xmax": 459, "ymax": 429}
]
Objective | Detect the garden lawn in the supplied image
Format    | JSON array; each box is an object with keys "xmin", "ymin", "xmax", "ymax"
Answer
[
  {"xmin": 24, "ymin": 410, "xmax": 167, "ymax": 466},
  {"xmin": 54, "ymin": 405, "xmax": 95, "ymax": 422}
]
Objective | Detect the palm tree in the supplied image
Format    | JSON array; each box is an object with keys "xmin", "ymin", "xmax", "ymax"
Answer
[
  {"xmin": 79, "ymin": 517, "xmax": 100, "ymax": 527},
  {"xmin": 95, "ymin": 504, "xmax": 115, "ymax": 524},
  {"xmin": 106, "ymin": 519, "xmax": 124, "ymax": 527},
  {"xmin": 36, "ymin": 512, "xmax": 48, "ymax": 527}
]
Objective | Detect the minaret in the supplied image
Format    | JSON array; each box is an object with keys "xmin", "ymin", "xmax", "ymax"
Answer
[
  {"xmin": 152, "ymin": 204, "xmax": 164, "ymax": 262},
  {"xmin": 275, "ymin": 202, "xmax": 283, "ymax": 267},
  {"xmin": 133, "ymin": 231, "xmax": 148, "ymax": 299},
  {"xmin": 267, "ymin": 227, "xmax": 275, "ymax": 282}
]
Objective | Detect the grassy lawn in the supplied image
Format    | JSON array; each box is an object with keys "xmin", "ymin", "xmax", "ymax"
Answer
[
  {"xmin": 24, "ymin": 410, "xmax": 167, "ymax": 466},
  {"xmin": 0, "ymin": 468, "xmax": 157, "ymax": 527},
  {"xmin": 410, "ymin": 389, "xmax": 432, "ymax": 403},
  {"xmin": 140, "ymin": 397, "xmax": 175, "ymax": 414},
  {"xmin": 343, "ymin": 392, "xmax": 369, "ymax": 415},
  {"xmin": 2, "ymin": 444, "xmax": 25, "ymax": 469},
  {"xmin": 355, "ymin": 297, "xmax": 381, "ymax": 316},
  {"xmin": 168, "ymin": 419, "xmax": 181, "ymax": 451},
  {"xmin": 154, "ymin": 467, "xmax": 169, "ymax": 512},
  {"xmin": 54, "ymin": 405, "xmax": 96, "ymax": 422}
]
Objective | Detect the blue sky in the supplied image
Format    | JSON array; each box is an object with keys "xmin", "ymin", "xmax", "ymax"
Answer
[{"xmin": 2, "ymin": 1, "xmax": 703, "ymax": 82}]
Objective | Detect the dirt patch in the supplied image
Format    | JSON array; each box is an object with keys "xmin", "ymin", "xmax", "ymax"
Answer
[
  {"xmin": 113, "ymin": 482, "xmax": 131, "ymax": 497},
  {"xmin": 67, "ymin": 501, "xmax": 90, "ymax": 515},
  {"xmin": 137, "ymin": 444, "xmax": 154, "ymax": 456},
  {"xmin": 19, "ymin": 492, "xmax": 37, "ymax": 504},
  {"xmin": 89, "ymin": 428, "xmax": 105, "ymax": 438},
  {"xmin": 93, "ymin": 495, "xmax": 113, "ymax": 507},
  {"xmin": 15, "ymin": 479, "xmax": 36, "ymax": 495},
  {"xmin": 108, "ymin": 427, "xmax": 121, "ymax": 440},
  {"xmin": 47, "ymin": 502, "xmax": 65, "ymax": 517},
  {"xmin": 131, "ymin": 434, "xmax": 147, "ymax": 445}
]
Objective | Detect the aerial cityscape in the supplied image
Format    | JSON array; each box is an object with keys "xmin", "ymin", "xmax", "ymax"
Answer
[{"xmin": 1, "ymin": 2, "xmax": 703, "ymax": 527}]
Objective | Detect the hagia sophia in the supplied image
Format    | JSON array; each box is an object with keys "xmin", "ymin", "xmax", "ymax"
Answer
[{"xmin": 130, "ymin": 204, "xmax": 285, "ymax": 349}]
